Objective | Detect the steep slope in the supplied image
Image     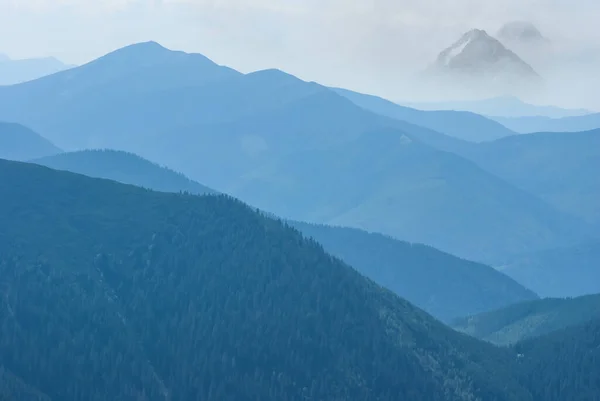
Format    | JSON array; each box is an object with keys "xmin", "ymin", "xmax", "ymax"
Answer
[
  {"xmin": 514, "ymin": 319, "xmax": 600, "ymax": 401},
  {"xmin": 33, "ymin": 149, "xmax": 215, "ymax": 195},
  {"xmin": 292, "ymin": 222, "xmax": 538, "ymax": 322},
  {"xmin": 493, "ymin": 113, "xmax": 600, "ymax": 134},
  {"xmin": 453, "ymin": 294, "xmax": 600, "ymax": 345},
  {"xmin": 0, "ymin": 55, "xmax": 72, "ymax": 85},
  {"xmin": 0, "ymin": 122, "xmax": 61, "ymax": 161},
  {"xmin": 31, "ymin": 148, "xmax": 537, "ymax": 322},
  {"xmin": 334, "ymin": 88, "xmax": 515, "ymax": 142},
  {"xmin": 498, "ymin": 241, "xmax": 600, "ymax": 298},
  {"xmin": 232, "ymin": 129, "xmax": 586, "ymax": 263},
  {"xmin": 0, "ymin": 158, "xmax": 534, "ymax": 401},
  {"xmin": 462, "ymin": 130, "xmax": 600, "ymax": 224}
]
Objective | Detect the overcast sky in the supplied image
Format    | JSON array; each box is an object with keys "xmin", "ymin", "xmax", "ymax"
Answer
[{"xmin": 1, "ymin": 0, "xmax": 599, "ymax": 108}]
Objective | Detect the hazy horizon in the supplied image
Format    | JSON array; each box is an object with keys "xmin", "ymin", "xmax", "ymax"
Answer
[{"xmin": 1, "ymin": 0, "xmax": 599, "ymax": 110}]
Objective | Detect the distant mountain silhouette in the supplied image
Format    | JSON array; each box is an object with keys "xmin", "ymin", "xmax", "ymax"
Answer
[
  {"xmin": 422, "ymin": 29, "xmax": 543, "ymax": 99},
  {"xmin": 0, "ymin": 54, "xmax": 73, "ymax": 85},
  {"xmin": 493, "ymin": 113, "xmax": 600, "ymax": 133},
  {"xmin": 33, "ymin": 149, "xmax": 215, "ymax": 195},
  {"xmin": 333, "ymin": 88, "xmax": 515, "ymax": 142},
  {"xmin": 31, "ymin": 147, "xmax": 537, "ymax": 321},
  {"xmin": 403, "ymin": 96, "xmax": 590, "ymax": 118},
  {"xmin": 0, "ymin": 122, "xmax": 61, "ymax": 161},
  {"xmin": 453, "ymin": 293, "xmax": 600, "ymax": 345}
]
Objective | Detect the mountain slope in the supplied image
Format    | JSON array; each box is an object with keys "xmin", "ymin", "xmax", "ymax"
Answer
[
  {"xmin": 32, "ymin": 148, "xmax": 537, "ymax": 322},
  {"xmin": 453, "ymin": 294, "xmax": 600, "ymax": 345},
  {"xmin": 498, "ymin": 241, "xmax": 600, "ymax": 298},
  {"xmin": 0, "ymin": 55, "xmax": 72, "ymax": 85},
  {"xmin": 292, "ymin": 222, "xmax": 538, "ymax": 322},
  {"xmin": 0, "ymin": 122, "xmax": 61, "ymax": 161},
  {"xmin": 0, "ymin": 158, "xmax": 533, "ymax": 401},
  {"xmin": 493, "ymin": 113, "xmax": 600, "ymax": 134},
  {"xmin": 33, "ymin": 149, "xmax": 215, "ymax": 195},
  {"xmin": 462, "ymin": 130, "xmax": 600, "ymax": 224},
  {"xmin": 233, "ymin": 129, "xmax": 587, "ymax": 263},
  {"xmin": 333, "ymin": 88, "xmax": 515, "ymax": 142},
  {"xmin": 514, "ymin": 319, "xmax": 600, "ymax": 401}
]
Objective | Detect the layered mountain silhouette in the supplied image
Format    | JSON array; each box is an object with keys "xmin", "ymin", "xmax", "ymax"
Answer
[
  {"xmin": 453, "ymin": 293, "xmax": 600, "ymax": 345},
  {"xmin": 0, "ymin": 158, "xmax": 536, "ymax": 401},
  {"xmin": 0, "ymin": 41, "xmax": 590, "ymax": 265},
  {"xmin": 0, "ymin": 122, "xmax": 61, "ymax": 161},
  {"xmin": 0, "ymin": 54, "xmax": 73, "ymax": 85},
  {"xmin": 30, "ymin": 148, "xmax": 537, "ymax": 321},
  {"xmin": 231, "ymin": 129, "xmax": 587, "ymax": 262}
]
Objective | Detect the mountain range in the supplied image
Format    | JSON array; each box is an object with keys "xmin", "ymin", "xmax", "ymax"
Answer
[
  {"xmin": 0, "ymin": 158, "xmax": 537, "ymax": 401},
  {"xmin": 29, "ymin": 148, "xmax": 538, "ymax": 322},
  {"xmin": 1, "ymin": 36, "xmax": 599, "ymax": 401},
  {"xmin": 0, "ymin": 41, "xmax": 594, "ymax": 268}
]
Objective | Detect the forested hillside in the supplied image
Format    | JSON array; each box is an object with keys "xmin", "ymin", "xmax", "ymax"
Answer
[
  {"xmin": 0, "ymin": 159, "xmax": 533, "ymax": 401},
  {"xmin": 514, "ymin": 319, "xmax": 600, "ymax": 401},
  {"xmin": 453, "ymin": 294, "xmax": 600, "ymax": 345}
]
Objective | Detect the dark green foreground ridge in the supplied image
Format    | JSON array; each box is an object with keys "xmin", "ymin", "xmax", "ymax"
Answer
[
  {"xmin": 0, "ymin": 159, "xmax": 527, "ymax": 401},
  {"xmin": 1, "ymin": 159, "xmax": 598, "ymax": 401}
]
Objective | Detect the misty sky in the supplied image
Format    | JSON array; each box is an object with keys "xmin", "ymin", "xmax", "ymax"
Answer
[{"xmin": 1, "ymin": 0, "xmax": 599, "ymax": 109}]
